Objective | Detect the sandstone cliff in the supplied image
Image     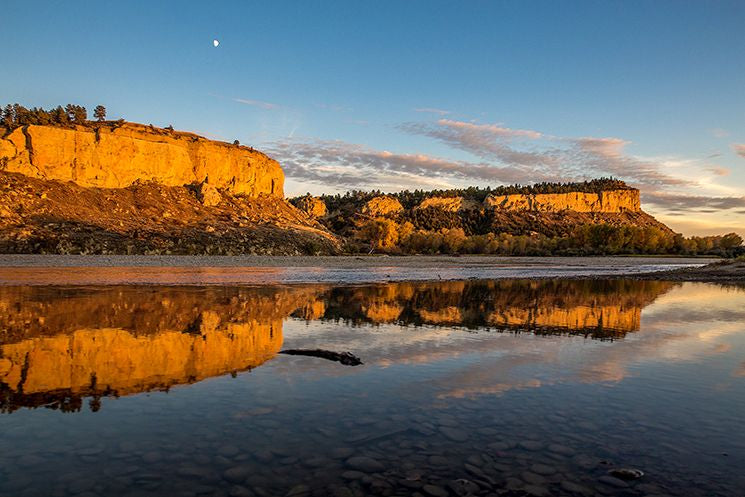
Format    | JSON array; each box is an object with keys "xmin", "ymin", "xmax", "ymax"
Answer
[
  {"xmin": 483, "ymin": 189, "xmax": 640, "ymax": 213},
  {"xmin": 415, "ymin": 196, "xmax": 479, "ymax": 212},
  {"xmin": 307, "ymin": 181, "xmax": 675, "ymax": 252},
  {"xmin": 361, "ymin": 196, "xmax": 404, "ymax": 217},
  {"xmin": 0, "ymin": 123, "xmax": 283, "ymax": 196}
]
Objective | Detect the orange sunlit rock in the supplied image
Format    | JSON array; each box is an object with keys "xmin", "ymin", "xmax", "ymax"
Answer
[
  {"xmin": 0, "ymin": 123, "xmax": 284, "ymax": 197},
  {"xmin": 483, "ymin": 190, "xmax": 640, "ymax": 213}
]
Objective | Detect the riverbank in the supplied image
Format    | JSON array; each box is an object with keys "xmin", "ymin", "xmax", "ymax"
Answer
[
  {"xmin": 0, "ymin": 254, "xmax": 718, "ymax": 286},
  {"xmin": 633, "ymin": 259, "xmax": 745, "ymax": 283}
]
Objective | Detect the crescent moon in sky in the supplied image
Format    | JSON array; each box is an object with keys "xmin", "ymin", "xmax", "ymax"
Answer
[{"xmin": 213, "ymin": 39, "xmax": 220, "ymax": 47}]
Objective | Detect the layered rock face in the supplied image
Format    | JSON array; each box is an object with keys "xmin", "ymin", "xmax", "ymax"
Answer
[
  {"xmin": 0, "ymin": 123, "xmax": 283, "ymax": 197},
  {"xmin": 483, "ymin": 189, "xmax": 640, "ymax": 213},
  {"xmin": 415, "ymin": 196, "xmax": 479, "ymax": 212}
]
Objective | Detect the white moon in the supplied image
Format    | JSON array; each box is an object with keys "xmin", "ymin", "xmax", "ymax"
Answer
[{"xmin": 213, "ymin": 39, "xmax": 219, "ymax": 47}]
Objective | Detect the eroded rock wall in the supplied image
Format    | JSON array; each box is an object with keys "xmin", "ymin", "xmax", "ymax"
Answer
[
  {"xmin": 483, "ymin": 189, "xmax": 640, "ymax": 213},
  {"xmin": 0, "ymin": 123, "xmax": 283, "ymax": 197},
  {"xmin": 415, "ymin": 196, "xmax": 479, "ymax": 212}
]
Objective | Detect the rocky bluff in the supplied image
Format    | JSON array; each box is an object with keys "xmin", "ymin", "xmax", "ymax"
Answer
[
  {"xmin": 483, "ymin": 189, "xmax": 640, "ymax": 213},
  {"xmin": 0, "ymin": 122, "xmax": 342, "ymax": 255},
  {"xmin": 0, "ymin": 122, "xmax": 283, "ymax": 196}
]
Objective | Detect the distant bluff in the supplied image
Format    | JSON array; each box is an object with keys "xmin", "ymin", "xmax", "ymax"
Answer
[
  {"xmin": 0, "ymin": 122, "xmax": 283, "ymax": 197},
  {"xmin": 482, "ymin": 189, "xmax": 640, "ymax": 213}
]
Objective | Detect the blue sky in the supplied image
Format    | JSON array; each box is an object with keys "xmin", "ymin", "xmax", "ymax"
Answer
[{"xmin": 3, "ymin": 0, "xmax": 745, "ymax": 236}]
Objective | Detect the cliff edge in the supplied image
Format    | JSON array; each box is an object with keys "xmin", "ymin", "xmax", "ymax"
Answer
[
  {"xmin": 483, "ymin": 189, "xmax": 640, "ymax": 213},
  {"xmin": 0, "ymin": 122, "xmax": 283, "ymax": 196},
  {"xmin": 0, "ymin": 122, "xmax": 345, "ymax": 255}
]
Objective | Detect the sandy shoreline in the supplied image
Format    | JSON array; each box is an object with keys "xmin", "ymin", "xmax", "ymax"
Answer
[
  {"xmin": 0, "ymin": 254, "xmax": 718, "ymax": 268},
  {"xmin": 0, "ymin": 254, "xmax": 727, "ymax": 286}
]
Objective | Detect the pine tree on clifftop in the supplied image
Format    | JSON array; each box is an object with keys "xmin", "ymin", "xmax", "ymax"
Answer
[{"xmin": 94, "ymin": 105, "xmax": 106, "ymax": 122}]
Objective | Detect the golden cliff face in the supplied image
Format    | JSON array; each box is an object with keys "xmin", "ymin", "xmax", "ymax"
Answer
[
  {"xmin": 415, "ymin": 196, "xmax": 479, "ymax": 212},
  {"xmin": 0, "ymin": 123, "xmax": 284, "ymax": 197},
  {"xmin": 483, "ymin": 189, "xmax": 640, "ymax": 213},
  {"xmin": 361, "ymin": 196, "xmax": 404, "ymax": 217}
]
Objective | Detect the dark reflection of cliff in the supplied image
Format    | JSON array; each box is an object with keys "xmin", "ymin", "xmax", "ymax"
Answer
[
  {"xmin": 1, "ymin": 279, "xmax": 675, "ymax": 413},
  {"xmin": 0, "ymin": 286, "xmax": 322, "ymax": 413},
  {"xmin": 311, "ymin": 280, "xmax": 676, "ymax": 338}
]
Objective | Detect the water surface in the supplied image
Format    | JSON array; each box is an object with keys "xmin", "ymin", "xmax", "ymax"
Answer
[{"xmin": 1, "ymin": 279, "xmax": 744, "ymax": 497}]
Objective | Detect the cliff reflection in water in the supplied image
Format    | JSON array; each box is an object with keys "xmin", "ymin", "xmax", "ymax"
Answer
[
  {"xmin": 317, "ymin": 280, "xmax": 674, "ymax": 337},
  {"xmin": 0, "ymin": 279, "xmax": 675, "ymax": 412},
  {"xmin": 0, "ymin": 286, "xmax": 320, "ymax": 413}
]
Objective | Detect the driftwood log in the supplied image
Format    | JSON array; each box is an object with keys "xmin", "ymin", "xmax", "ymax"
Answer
[{"xmin": 279, "ymin": 349, "xmax": 363, "ymax": 366}]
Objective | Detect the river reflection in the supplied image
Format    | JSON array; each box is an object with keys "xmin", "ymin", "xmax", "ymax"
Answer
[
  {"xmin": 0, "ymin": 280, "xmax": 744, "ymax": 497},
  {"xmin": 2, "ymin": 280, "xmax": 672, "ymax": 412}
]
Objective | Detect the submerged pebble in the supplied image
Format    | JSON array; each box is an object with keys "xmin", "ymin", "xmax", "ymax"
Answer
[
  {"xmin": 346, "ymin": 456, "xmax": 384, "ymax": 472},
  {"xmin": 609, "ymin": 467, "xmax": 644, "ymax": 481},
  {"xmin": 422, "ymin": 483, "xmax": 449, "ymax": 497}
]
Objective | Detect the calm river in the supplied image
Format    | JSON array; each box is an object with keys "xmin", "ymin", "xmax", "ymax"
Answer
[{"xmin": 1, "ymin": 279, "xmax": 744, "ymax": 497}]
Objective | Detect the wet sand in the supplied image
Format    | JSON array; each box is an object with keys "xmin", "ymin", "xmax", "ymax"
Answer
[
  {"xmin": 0, "ymin": 254, "xmax": 718, "ymax": 285},
  {"xmin": 633, "ymin": 259, "xmax": 745, "ymax": 283}
]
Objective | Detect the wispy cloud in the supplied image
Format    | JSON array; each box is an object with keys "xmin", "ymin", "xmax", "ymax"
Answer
[
  {"xmin": 733, "ymin": 144, "xmax": 745, "ymax": 158},
  {"xmin": 711, "ymin": 128, "xmax": 730, "ymax": 138},
  {"xmin": 401, "ymin": 119, "xmax": 689, "ymax": 188},
  {"xmin": 233, "ymin": 98, "xmax": 278, "ymax": 110},
  {"xmin": 572, "ymin": 137, "xmax": 628, "ymax": 157},
  {"xmin": 642, "ymin": 192, "xmax": 745, "ymax": 211},
  {"xmin": 399, "ymin": 119, "xmax": 549, "ymax": 168},
  {"xmin": 271, "ymin": 117, "xmax": 743, "ymax": 225},
  {"xmin": 437, "ymin": 119, "xmax": 543, "ymax": 139},
  {"xmin": 414, "ymin": 107, "xmax": 451, "ymax": 116},
  {"xmin": 267, "ymin": 139, "xmax": 537, "ymax": 192},
  {"xmin": 314, "ymin": 103, "xmax": 352, "ymax": 112}
]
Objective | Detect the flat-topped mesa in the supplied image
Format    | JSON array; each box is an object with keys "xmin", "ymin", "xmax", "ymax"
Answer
[
  {"xmin": 0, "ymin": 123, "xmax": 284, "ymax": 197},
  {"xmin": 483, "ymin": 189, "xmax": 640, "ymax": 213}
]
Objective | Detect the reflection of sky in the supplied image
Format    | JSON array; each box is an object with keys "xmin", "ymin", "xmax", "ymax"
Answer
[{"xmin": 280, "ymin": 282, "xmax": 745, "ymax": 399}]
